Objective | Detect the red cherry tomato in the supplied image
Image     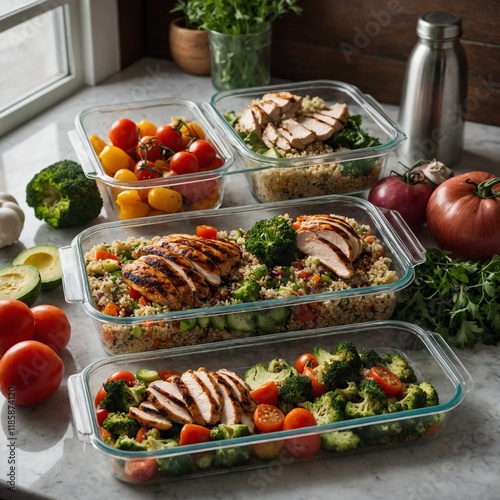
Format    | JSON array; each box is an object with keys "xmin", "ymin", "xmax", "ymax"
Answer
[
  {"xmin": 95, "ymin": 385, "xmax": 107, "ymax": 408},
  {"xmin": 134, "ymin": 160, "xmax": 161, "ymax": 180},
  {"xmin": 158, "ymin": 369, "xmax": 182, "ymax": 381},
  {"xmin": 207, "ymin": 156, "xmax": 224, "ymax": 171},
  {"xmin": 96, "ymin": 408, "xmax": 109, "ymax": 427},
  {"xmin": 109, "ymin": 118, "xmax": 139, "ymax": 153},
  {"xmin": 30, "ymin": 305, "xmax": 71, "ymax": 353},
  {"xmin": 169, "ymin": 151, "xmax": 199, "ymax": 175},
  {"xmin": 124, "ymin": 458, "xmax": 157, "ymax": 482},
  {"xmin": 283, "ymin": 408, "xmax": 321, "ymax": 458},
  {"xmin": 368, "ymin": 365, "xmax": 403, "ymax": 397},
  {"xmin": 0, "ymin": 299, "xmax": 35, "ymax": 357},
  {"xmin": 0, "ymin": 340, "xmax": 64, "ymax": 405},
  {"xmin": 188, "ymin": 139, "xmax": 217, "ymax": 170},
  {"xmin": 302, "ymin": 366, "xmax": 327, "ymax": 398},
  {"xmin": 156, "ymin": 125, "xmax": 183, "ymax": 152},
  {"xmin": 294, "ymin": 352, "xmax": 318, "ymax": 373},
  {"xmin": 135, "ymin": 135, "xmax": 162, "ymax": 163},
  {"xmin": 250, "ymin": 381, "xmax": 280, "ymax": 406},
  {"xmin": 253, "ymin": 404, "xmax": 285, "ymax": 433},
  {"xmin": 196, "ymin": 225, "xmax": 218, "ymax": 239},
  {"xmin": 107, "ymin": 370, "xmax": 136, "ymax": 387},
  {"xmin": 179, "ymin": 423, "xmax": 211, "ymax": 446}
]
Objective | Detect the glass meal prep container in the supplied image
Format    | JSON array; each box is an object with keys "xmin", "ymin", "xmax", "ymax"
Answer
[
  {"xmin": 69, "ymin": 98, "xmax": 235, "ymax": 220},
  {"xmin": 207, "ymin": 79, "xmax": 406, "ymax": 203},
  {"xmin": 59, "ymin": 195, "xmax": 425, "ymax": 356},
  {"xmin": 68, "ymin": 320, "xmax": 473, "ymax": 485}
]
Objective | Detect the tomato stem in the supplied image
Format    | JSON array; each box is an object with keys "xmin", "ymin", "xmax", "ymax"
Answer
[
  {"xmin": 466, "ymin": 177, "xmax": 500, "ymax": 198},
  {"xmin": 391, "ymin": 160, "xmax": 431, "ymax": 185}
]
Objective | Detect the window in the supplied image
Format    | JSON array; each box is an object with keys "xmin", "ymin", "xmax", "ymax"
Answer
[{"xmin": 0, "ymin": 0, "xmax": 120, "ymax": 137}]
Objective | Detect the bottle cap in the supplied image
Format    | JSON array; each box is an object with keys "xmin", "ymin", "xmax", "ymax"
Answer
[{"xmin": 417, "ymin": 12, "xmax": 462, "ymax": 41}]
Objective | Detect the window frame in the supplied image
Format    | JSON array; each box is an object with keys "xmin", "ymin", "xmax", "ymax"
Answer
[{"xmin": 0, "ymin": 0, "xmax": 120, "ymax": 137}]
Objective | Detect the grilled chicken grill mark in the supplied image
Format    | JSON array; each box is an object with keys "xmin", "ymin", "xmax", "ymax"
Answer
[
  {"xmin": 181, "ymin": 370, "xmax": 220, "ymax": 426},
  {"xmin": 147, "ymin": 386, "xmax": 194, "ymax": 424},
  {"xmin": 129, "ymin": 405, "xmax": 173, "ymax": 430}
]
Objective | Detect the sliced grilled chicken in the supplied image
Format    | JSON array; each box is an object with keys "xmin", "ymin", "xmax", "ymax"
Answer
[
  {"xmin": 324, "ymin": 103, "xmax": 349, "ymax": 125},
  {"xmin": 296, "ymin": 221, "xmax": 357, "ymax": 261},
  {"xmin": 139, "ymin": 253, "xmax": 195, "ymax": 307},
  {"xmin": 133, "ymin": 244, "xmax": 210, "ymax": 299},
  {"xmin": 168, "ymin": 374, "xmax": 206, "ymax": 426},
  {"xmin": 121, "ymin": 256, "xmax": 183, "ymax": 309},
  {"xmin": 297, "ymin": 235, "xmax": 354, "ymax": 278},
  {"xmin": 195, "ymin": 367, "xmax": 223, "ymax": 411},
  {"xmin": 280, "ymin": 118, "xmax": 316, "ymax": 147},
  {"xmin": 147, "ymin": 386, "xmax": 194, "ymax": 425},
  {"xmin": 297, "ymin": 115, "xmax": 335, "ymax": 141},
  {"xmin": 181, "ymin": 370, "xmax": 219, "ymax": 426},
  {"xmin": 262, "ymin": 122, "xmax": 292, "ymax": 152},
  {"xmin": 278, "ymin": 126, "xmax": 310, "ymax": 150},
  {"xmin": 262, "ymin": 91, "xmax": 302, "ymax": 117},
  {"xmin": 250, "ymin": 104, "xmax": 271, "ymax": 129},
  {"xmin": 129, "ymin": 405, "xmax": 173, "ymax": 430},
  {"xmin": 310, "ymin": 111, "xmax": 344, "ymax": 133},
  {"xmin": 216, "ymin": 369, "xmax": 255, "ymax": 415},
  {"xmin": 238, "ymin": 106, "xmax": 261, "ymax": 134},
  {"xmin": 153, "ymin": 240, "xmax": 221, "ymax": 286},
  {"xmin": 210, "ymin": 371, "xmax": 243, "ymax": 425},
  {"xmin": 257, "ymin": 100, "xmax": 281, "ymax": 123}
]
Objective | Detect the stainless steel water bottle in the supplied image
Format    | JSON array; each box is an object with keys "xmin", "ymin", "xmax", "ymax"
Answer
[{"xmin": 397, "ymin": 12, "xmax": 468, "ymax": 166}]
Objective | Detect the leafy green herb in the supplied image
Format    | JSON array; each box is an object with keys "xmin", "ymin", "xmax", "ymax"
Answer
[
  {"xmin": 327, "ymin": 115, "xmax": 381, "ymax": 151},
  {"xmin": 392, "ymin": 248, "xmax": 500, "ymax": 348}
]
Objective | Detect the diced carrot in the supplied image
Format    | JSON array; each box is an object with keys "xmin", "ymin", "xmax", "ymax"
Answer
[
  {"xmin": 365, "ymin": 235, "xmax": 376, "ymax": 244},
  {"xmin": 310, "ymin": 274, "xmax": 321, "ymax": 284},
  {"xmin": 138, "ymin": 296, "xmax": 149, "ymax": 306},
  {"xmin": 96, "ymin": 249, "xmax": 119, "ymax": 261},
  {"xmin": 103, "ymin": 302, "xmax": 121, "ymax": 316}
]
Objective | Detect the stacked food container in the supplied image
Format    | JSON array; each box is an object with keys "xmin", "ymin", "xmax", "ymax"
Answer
[{"xmin": 65, "ymin": 80, "xmax": 473, "ymax": 484}]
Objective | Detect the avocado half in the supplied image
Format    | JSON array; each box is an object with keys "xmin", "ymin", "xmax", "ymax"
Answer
[
  {"xmin": 12, "ymin": 244, "xmax": 62, "ymax": 290},
  {"xmin": 0, "ymin": 264, "xmax": 41, "ymax": 306}
]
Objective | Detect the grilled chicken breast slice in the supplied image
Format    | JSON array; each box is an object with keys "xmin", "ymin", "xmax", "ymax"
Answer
[
  {"xmin": 210, "ymin": 371, "xmax": 243, "ymax": 425},
  {"xmin": 153, "ymin": 240, "xmax": 221, "ymax": 286},
  {"xmin": 121, "ymin": 256, "xmax": 183, "ymax": 309},
  {"xmin": 257, "ymin": 100, "xmax": 281, "ymax": 123},
  {"xmin": 133, "ymin": 244, "xmax": 210, "ymax": 299},
  {"xmin": 216, "ymin": 369, "xmax": 255, "ymax": 415},
  {"xmin": 238, "ymin": 106, "xmax": 261, "ymax": 135},
  {"xmin": 181, "ymin": 370, "xmax": 219, "ymax": 426},
  {"xmin": 280, "ymin": 118, "xmax": 316, "ymax": 146},
  {"xmin": 195, "ymin": 367, "xmax": 223, "ymax": 410},
  {"xmin": 297, "ymin": 235, "xmax": 354, "ymax": 279},
  {"xmin": 310, "ymin": 111, "xmax": 345, "ymax": 133},
  {"xmin": 147, "ymin": 386, "xmax": 194, "ymax": 425},
  {"xmin": 262, "ymin": 91, "xmax": 302, "ymax": 117},
  {"xmin": 296, "ymin": 115, "xmax": 335, "ymax": 141},
  {"xmin": 129, "ymin": 405, "xmax": 173, "ymax": 430},
  {"xmin": 169, "ymin": 374, "xmax": 206, "ymax": 426}
]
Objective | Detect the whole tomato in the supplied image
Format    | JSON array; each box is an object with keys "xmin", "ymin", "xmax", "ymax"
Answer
[
  {"xmin": 368, "ymin": 161, "xmax": 436, "ymax": 230},
  {"xmin": 0, "ymin": 340, "xmax": 64, "ymax": 405},
  {"xmin": 426, "ymin": 171, "xmax": 500, "ymax": 260},
  {"xmin": 109, "ymin": 118, "xmax": 139, "ymax": 154},
  {"xmin": 31, "ymin": 305, "xmax": 71, "ymax": 353},
  {"xmin": 0, "ymin": 300, "xmax": 35, "ymax": 357}
]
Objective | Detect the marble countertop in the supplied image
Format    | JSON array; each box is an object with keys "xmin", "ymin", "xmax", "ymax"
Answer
[{"xmin": 1, "ymin": 58, "xmax": 499, "ymax": 500}]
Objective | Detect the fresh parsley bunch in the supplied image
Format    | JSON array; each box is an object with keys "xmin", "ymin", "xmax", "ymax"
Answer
[{"xmin": 393, "ymin": 248, "xmax": 500, "ymax": 348}]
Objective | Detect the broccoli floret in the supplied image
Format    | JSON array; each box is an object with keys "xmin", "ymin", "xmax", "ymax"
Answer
[
  {"xmin": 279, "ymin": 375, "xmax": 314, "ymax": 405},
  {"xmin": 419, "ymin": 381, "xmax": 440, "ymax": 407},
  {"xmin": 381, "ymin": 353, "xmax": 417, "ymax": 384},
  {"xmin": 102, "ymin": 412, "xmax": 141, "ymax": 439},
  {"xmin": 244, "ymin": 359, "xmax": 298, "ymax": 391},
  {"xmin": 358, "ymin": 421, "xmax": 405, "ymax": 446},
  {"xmin": 114, "ymin": 435, "xmax": 147, "ymax": 451},
  {"xmin": 387, "ymin": 384, "xmax": 427, "ymax": 413},
  {"xmin": 320, "ymin": 360, "xmax": 360, "ymax": 392},
  {"xmin": 359, "ymin": 347, "xmax": 383, "ymax": 369},
  {"xmin": 193, "ymin": 452, "xmax": 215, "ymax": 470},
  {"xmin": 98, "ymin": 379, "xmax": 147, "ymax": 413},
  {"xmin": 301, "ymin": 391, "xmax": 346, "ymax": 425},
  {"xmin": 314, "ymin": 341, "xmax": 362, "ymax": 371},
  {"xmin": 321, "ymin": 430, "xmax": 360, "ymax": 453},
  {"xmin": 334, "ymin": 381, "xmax": 359, "ymax": 402},
  {"xmin": 209, "ymin": 423, "xmax": 250, "ymax": 441},
  {"xmin": 26, "ymin": 160, "xmax": 103, "ymax": 228},
  {"xmin": 345, "ymin": 379, "xmax": 388, "ymax": 419},
  {"xmin": 244, "ymin": 215, "xmax": 297, "ymax": 268},
  {"xmin": 232, "ymin": 278, "xmax": 261, "ymax": 303}
]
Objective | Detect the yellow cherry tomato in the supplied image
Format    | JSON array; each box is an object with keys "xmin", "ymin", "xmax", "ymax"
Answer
[
  {"xmin": 114, "ymin": 168, "xmax": 138, "ymax": 181},
  {"xmin": 137, "ymin": 120, "xmax": 157, "ymax": 138},
  {"xmin": 115, "ymin": 190, "xmax": 150, "ymax": 219},
  {"xmin": 89, "ymin": 134, "xmax": 107, "ymax": 155},
  {"xmin": 147, "ymin": 187, "xmax": 183, "ymax": 213},
  {"xmin": 99, "ymin": 145, "xmax": 132, "ymax": 175},
  {"xmin": 154, "ymin": 159, "xmax": 170, "ymax": 173}
]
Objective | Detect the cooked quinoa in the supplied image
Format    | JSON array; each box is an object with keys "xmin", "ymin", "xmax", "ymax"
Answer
[
  {"xmin": 235, "ymin": 96, "xmax": 383, "ymax": 202},
  {"xmin": 85, "ymin": 214, "xmax": 398, "ymax": 355}
]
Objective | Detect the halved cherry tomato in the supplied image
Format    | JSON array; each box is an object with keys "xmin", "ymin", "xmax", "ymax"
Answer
[
  {"xmin": 283, "ymin": 407, "xmax": 321, "ymax": 458},
  {"xmin": 294, "ymin": 352, "xmax": 318, "ymax": 373},
  {"xmin": 109, "ymin": 117, "xmax": 139, "ymax": 154},
  {"xmin": 169, "ymin": 151, "xmax": 199, "ymax": 175},
  {"xmin": 107, "ymin": 370, "xmax": 136, "ymax": 387},
  {"xmin": 129, "ymin": 286, "xmax": 142, "ymax": 300},
  {"xmin": 196, "ymin": 225, "xmax": 217, "ymax": 239},
  {"xmin": 158, "ymin": 369, "xmax": 182, "ymax": 381},
  {"xmin": 253, "ymin": 404, "xmax": 285, "ymax": 433},
  {"xmin": 95, "ymin": 385, "xmax": 107, "ymax": 408},
  {"xmin": 302, "ymin": 366, "xmax": 327, "ymax": 398},
  {"xmin": 179, "ymin": 423, "xmax": 211, "ymax": 446},
  {"xmin": 156, "ymin": 124, "xmax": 183, "ymax": 152},
  {"xmin": 96, "ymin": 408, "xmax": 109, "ymax": 427},
  {"xmin": 250, "ymin": 381, "xmax": 279, "ymax": 406},
  {"xmin": 124, "ymin": 458, "xmax": 157, "ymax": 482},
  {"xmin": 368, "ymin": 365, "xmax": 402, "ymax": 397},
  {"xmin": 135, "ymin": 426, "xmax": 150, "ymax": 443},
  {"xmin": 188, "ymin": 139, "xmax": 217, "ymax": 170},
  {"xmin": 95, "ymin": 249, "xmax": 119, "ymax": 261}
]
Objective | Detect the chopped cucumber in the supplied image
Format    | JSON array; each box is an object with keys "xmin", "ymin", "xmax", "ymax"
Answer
[
  {"xmin": 0, "ymin": 264, "xmax": 41, "ymax": 306},
  {"xmin": 225, "ymin": 311, "xmax": 256, "ymax": 333},
  {"xmin": 265, "ymin": 306, "xmax": 290, "ymax": 324},
  {"xmin": 210, "ymin": 315, "xmax": 226, "ymax": 330},
  {"xmin": 180, "ymin": 318, "xmax": 197, "ymax": 332},
  {"xmin": 197, "ymin": 316, "xmax": 211, "ymax": 328},
  {"xmin": 256, "ymin": 311, "xmax": 277, "ymax": 334},
  {"xmin": 12, "ymin": 244, "xmax": 62, "ymax": 290},
  {"xmin": 136, "ymin": 369, "xmax": 160, "ymax": 384}
]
